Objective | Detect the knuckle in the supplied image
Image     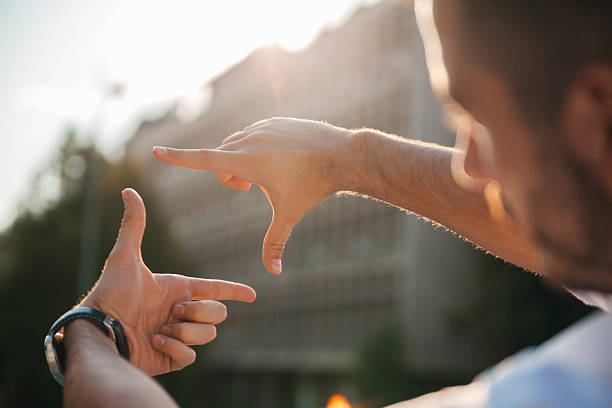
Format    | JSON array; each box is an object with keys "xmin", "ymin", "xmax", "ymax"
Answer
[
  {"xmin": 267, "ymin": 241, "xmax": 286, "ymax": 253},
  {"xmin": 211, "ymin": 283, "xmax": 221, "ymax": 299},
  {"xmin": 122, "ymin": 212, "xmax": 145, "ymax": 227},
  {"xmin": 179, "ymin": 303, "xmax": 192, "ymax": 319},
  {"xmin": 264, "ymin": 234, "xmax": 287, "ymax": 254},
  {"xmin": 265, "ymin": 232, "xmax": 287, "ymax": 244},
  {"xmin": 226, "ymin": 130, "xmax": 244, "ymax": 142},
  {"xmin": 247, "ymin": 130, "xmax": 267, "ymax": 142},
  {"xmin": 246, "ymin": 119, "xmax": 265, "ymax": 129}
]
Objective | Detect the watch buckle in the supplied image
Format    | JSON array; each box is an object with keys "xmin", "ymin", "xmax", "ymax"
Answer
[{"xmin": 102, "ymin": 315, "xmax": 117, "ymax": 343}]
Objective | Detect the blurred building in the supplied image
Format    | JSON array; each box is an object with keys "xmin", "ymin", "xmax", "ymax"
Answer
[{"xmin": 127, "ymin": 0, "xmax": 494, "ymax": 404}]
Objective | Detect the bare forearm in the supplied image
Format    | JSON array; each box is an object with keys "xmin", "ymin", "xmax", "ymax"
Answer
[
  {"xmin": 345, "ymin": 129, "xmax": 539, "ymax": 271},
  {"xmin": 153, "ymin": 116, "xmax": 540, "ymax": 274},
  {"xmin": 63, "ymin": 320, "xmax": 178, "ymax": 408}
]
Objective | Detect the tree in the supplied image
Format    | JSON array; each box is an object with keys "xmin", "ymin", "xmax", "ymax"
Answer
[{"xmin": 0, "ymin": 130, "xmax": 190, "ymax": 407}]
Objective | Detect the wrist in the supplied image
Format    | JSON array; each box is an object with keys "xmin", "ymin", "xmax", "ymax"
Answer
[
  {"xmin": 341, "ymin": 128, "xmax": 384, "ymax": 195},
  {"xmin": 62, "ymin": 319, "xmax": 119, "ymax": 381},
  {"xmin": 64, "ymin": 319, "xmax": 117, "ymax": 355},
  {"xmin": 77, "ymin": 297, "xmax": 136, "ymax": 361},
  {"xmin": 45, "ymin": 307, "xmax": 132, "ymax": 385}
]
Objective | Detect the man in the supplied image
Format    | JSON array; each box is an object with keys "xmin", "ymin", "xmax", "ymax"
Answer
[
  {"xmin": 55, "ymin": 0, "xmax": 612, "ymax": 406},
  {"xmin": 152, "ymin": 0, "xmax": 612, "ymax": 405}
]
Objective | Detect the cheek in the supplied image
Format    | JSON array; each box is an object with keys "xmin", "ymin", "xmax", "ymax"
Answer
[
  {"xmin": 490, "ymin": 129, "xmax": 587, "ymax": 258},
  {"xmin": 487, "ymin": 127, "xmax": 543, "ymax": 230}
]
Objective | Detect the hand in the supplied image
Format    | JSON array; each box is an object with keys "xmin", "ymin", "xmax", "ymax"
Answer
[
  {"xmin": 152, "ymin": 117, "xmax": 358, "ymax": 275},
  {"xmin": 80, "ymin": 188, "xmax": 256, "ymax": 375}
]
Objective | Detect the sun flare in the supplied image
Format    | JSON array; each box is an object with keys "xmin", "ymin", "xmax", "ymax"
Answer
[{"xmin": 326, "ymin": 394, "xmax": 352, "ymax": 408}]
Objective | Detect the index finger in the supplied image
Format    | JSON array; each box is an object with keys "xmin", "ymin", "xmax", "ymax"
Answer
[
  {"xmin": 188, "ymin": 278, "xmax": 256, "ymax": 302},
  {"xmin": 152, "ymin": 146, "xmax": 243, "ymax": 174}
]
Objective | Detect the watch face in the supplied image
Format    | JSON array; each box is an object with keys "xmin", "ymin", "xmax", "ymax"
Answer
[{"xmin": 44, "ymin": 334, "xmax": 64, "ymax": 385}]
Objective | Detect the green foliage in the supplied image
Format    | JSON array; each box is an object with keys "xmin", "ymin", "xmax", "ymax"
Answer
[{"xmin": 0, "ymin": 130, "xmax": 190, "ymax": 407}]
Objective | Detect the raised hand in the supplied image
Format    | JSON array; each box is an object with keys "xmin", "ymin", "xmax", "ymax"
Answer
[
  {"xmin": 80, "ymin": 188, "xmax": 256, "ymax": 375},
  {"xmin": 152, "ymin": 117, "xmax": 359, "ymax": 275}
]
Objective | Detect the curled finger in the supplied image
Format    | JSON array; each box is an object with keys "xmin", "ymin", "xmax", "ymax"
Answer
[
  {"xmin": 160, "ymin": 322, "xmax": 217, "ymax": 346},
  {"xmin": 174, "ymin": 300, "xmax": 227, "ymax": 324},
  {"xmin": 152, "ymin": 334, "xmax": 196, "ymax": 371},
  {"xmin": 222, "ymin": 130, "xmax": 248, "ymax": 146},
  {"xmin": 242, "ymin": 118, "xmax": 272, "ymax": 132},
  {"xmin": 216, "ymin": 172, "xmax": 251, "ymax": 191}
]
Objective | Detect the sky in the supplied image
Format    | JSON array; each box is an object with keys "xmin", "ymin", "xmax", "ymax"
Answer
[{"xmin": 0, "ymin": 0, "xmax": 380, "ymax": 232}]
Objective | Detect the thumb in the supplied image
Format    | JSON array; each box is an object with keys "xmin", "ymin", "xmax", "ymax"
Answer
[
  {"xmin": 262, "ymin": 211, "xmax": 296, "ymax": 275},
  {"xmin": 113, "ymin": 188, "xmax": 146, "ymax": 255}
]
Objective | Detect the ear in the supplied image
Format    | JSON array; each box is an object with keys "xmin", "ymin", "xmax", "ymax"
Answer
[
  {"xmin": 450, "ymin": 114, "xmax": 490, "ymax": 191},
  {"xmin": 562, "ymin": 65, "xmax": 612, "ymax": 200}
]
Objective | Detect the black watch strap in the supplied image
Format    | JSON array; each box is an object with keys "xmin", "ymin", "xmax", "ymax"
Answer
[{"xmin": 44, "ymin": 307, "xmax": 130, "ymax": 385}]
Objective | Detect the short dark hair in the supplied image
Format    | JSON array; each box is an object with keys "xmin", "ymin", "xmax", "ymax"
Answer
[{"xmin": 457, "ymin": 1, "xmax": 612, "ymax": 127}]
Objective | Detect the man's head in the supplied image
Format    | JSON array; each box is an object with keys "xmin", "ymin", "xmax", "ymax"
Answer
[{"xmin": 417, "ymin": 0, "xmax": 612, "ymax": 291}]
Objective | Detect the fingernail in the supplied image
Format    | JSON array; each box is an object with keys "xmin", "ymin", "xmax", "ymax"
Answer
[
  {"xmin": 271, "ymin": 258, "xmax": 282, "ymax": 274},
  {"xmin": 174, "ymin": 304, "xmax": 185, "ymax": 317},
  {"xmin": 153, "ymin": 335, "xmax": 165, "ymax": 346},
  {"xmin": 153, "ymin": 146, "xmax": 168, "ymax": 156},
  {"xmin": 161, "ymin": 326, "xmax": 171, "ymax": 336}
]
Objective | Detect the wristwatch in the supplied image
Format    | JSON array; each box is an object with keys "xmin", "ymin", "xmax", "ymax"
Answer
[{"xmin": 44, "ymin": 307, "xmax": 131, "ymax": 386}]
